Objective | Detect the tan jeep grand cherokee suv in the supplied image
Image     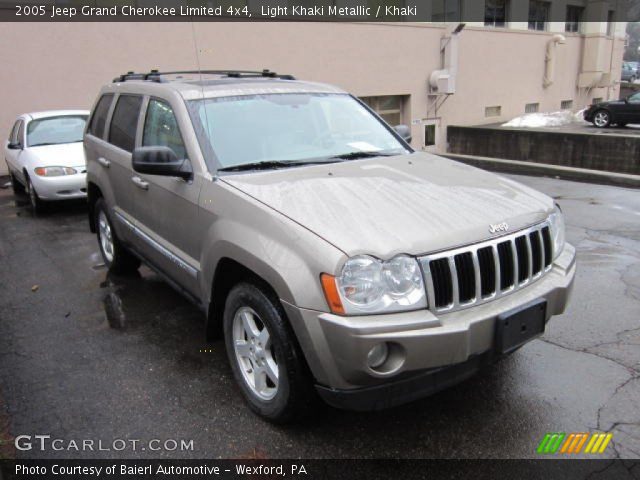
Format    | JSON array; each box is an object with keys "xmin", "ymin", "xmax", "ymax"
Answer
[{"xmin": 85, "ymin": 70, "xmax": 575, "ymax": 422}]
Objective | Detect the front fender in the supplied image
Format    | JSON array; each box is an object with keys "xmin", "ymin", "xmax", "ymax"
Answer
[{"xmin": 198, "ymin": 180, "xmax": 346, "ymax": 312}]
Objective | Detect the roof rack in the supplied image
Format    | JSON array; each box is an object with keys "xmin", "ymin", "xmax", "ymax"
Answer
[{"xmin": 112, "ymin": 69, "xmax": 296, "ymax": 83}]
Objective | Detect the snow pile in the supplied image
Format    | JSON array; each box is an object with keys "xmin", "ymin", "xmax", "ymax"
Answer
[{"xmin": 502, "ymin": 109, "xmax": 588, "ymax": 128}]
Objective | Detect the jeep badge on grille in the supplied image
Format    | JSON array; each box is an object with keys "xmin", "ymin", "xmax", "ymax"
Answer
[{"xmin": 489, "ymin": 222, "xmax": 509, "ymax": 234}]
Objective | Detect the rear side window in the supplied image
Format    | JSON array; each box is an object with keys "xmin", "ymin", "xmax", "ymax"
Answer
[
  {"xmin": 143, "ymin": 99, "xmax": 187, "ymax": 160},
  {"xmin": 17, "ymin": 121, "xmax": 25, "ymax": 147},
  {"xmin": 8, "ymin": 120, "xmax": 20, "ymax": 143},
  {"xmin": 109, "ymin": 95, "xmax": 142, "ymax": 152},
  {"xmin": 88, "ymin": 94, "xmax": 113, "ymax": 139}
]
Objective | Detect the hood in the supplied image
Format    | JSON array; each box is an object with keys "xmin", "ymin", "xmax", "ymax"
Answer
[
  {"xmin": 27, "ymin": 142, "xmax": 86, "ymax": 170},
  {"xmin": 221, "ymin": 153, "xmax": 554, "ymax": 258},
  {"xmin": 594, "ymin": 99, "xmax": 624, "ymax": 108}
]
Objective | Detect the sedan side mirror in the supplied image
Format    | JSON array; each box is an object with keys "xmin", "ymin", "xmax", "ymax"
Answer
[
  {"xmin": 132, "ymin": 146, "xmax": 192, "ymax": 180},
  {"xmin": 394, "ymin": 125, "xmax": 412, "ymax": 143},
  {"xmin": 7, "ymin": 141, "xmax": 22, "ymax": 150}
]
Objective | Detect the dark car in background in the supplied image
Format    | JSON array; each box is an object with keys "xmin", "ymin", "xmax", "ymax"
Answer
[
  {"xmin": 627, "ymin": 61, "xmax": 639, "ymax": 76},
  {"xmin": 584, "ymin": 91, "xmax": 640, "ymax": 128},
  {"xmin": 621, "ymin": 63, "xmax": 637, "ymax": 83}
]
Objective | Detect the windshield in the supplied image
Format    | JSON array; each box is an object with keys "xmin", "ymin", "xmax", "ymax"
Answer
[
  {"xmin": 188, "ymin": 93, "xmax": 409, "ymax": 171},
  {"xmin": 27, "ymin": 115, "xmax": 88, "ymax": 147}
]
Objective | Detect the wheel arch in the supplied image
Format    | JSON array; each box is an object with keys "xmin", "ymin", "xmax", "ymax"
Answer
[
  {"xmin": 206, "ymin": 256, "xmax": 288, "ymax": 341},
  {"xmin": 87, "ymin": 181, "xmax": 103, "ymax": 233}
]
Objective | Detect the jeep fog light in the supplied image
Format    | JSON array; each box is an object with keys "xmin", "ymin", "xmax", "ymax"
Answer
[{"xmin": 367, "ymin": 343, "xmax": 389, "ymax": 369}]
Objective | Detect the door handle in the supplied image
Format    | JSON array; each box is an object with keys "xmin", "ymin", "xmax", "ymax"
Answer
[
  {"xmin": 131, "ymin": 176, "xmax": 149, "ymax": 191},
  {"xmin": 97, "ymin": 157, "xmax": 110, "ymax": 168}
]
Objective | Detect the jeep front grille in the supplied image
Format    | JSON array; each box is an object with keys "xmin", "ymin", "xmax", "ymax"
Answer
[{"xmin": 419, "ymin": 222, "xmax": 553, "ymax": 313}]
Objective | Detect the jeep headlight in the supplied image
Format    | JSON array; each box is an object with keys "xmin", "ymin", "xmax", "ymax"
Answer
[
  {"xmin": 548, "ymin": 205, "xmax": 566, "ymax": 260},
  {"xmin": 321, "ymin": 255, "xmax": 427, "ymax": 315}
]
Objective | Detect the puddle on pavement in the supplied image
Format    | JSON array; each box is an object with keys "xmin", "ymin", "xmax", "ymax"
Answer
[
  {"xmin": 97, "ymin": 269, "xmax": 203, "ymax": 335},
  {"xmin": 103, "ymin": 291, "xmax": 126, "ymax": 330},
  {"xmin": 0, "ymin": 196, "xmax": 32, "ymax": 217},
  {"xmin": 99, "ymin": 272, "xmax": 143, "ymax": 331}
]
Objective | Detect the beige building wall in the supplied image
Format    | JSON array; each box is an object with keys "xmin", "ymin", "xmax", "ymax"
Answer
[{"xmin": 0, "ymin": 21, "xmax": 626, "ymax": 175}]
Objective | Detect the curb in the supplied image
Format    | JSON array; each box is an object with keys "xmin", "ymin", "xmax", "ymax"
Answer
[{"xmin": 442, "ymin": 153, "xmax": 640, "ymax": 189}]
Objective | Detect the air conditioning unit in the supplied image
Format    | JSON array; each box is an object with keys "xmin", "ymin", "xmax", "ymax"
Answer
[{"xmin": 429, "ymin": 70, "xmax": 455, "ymax": 94}]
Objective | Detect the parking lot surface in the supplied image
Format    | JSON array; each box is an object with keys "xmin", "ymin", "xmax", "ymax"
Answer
[{"xmin": 0, "ymin": 174, "xmax": 638, "ymax": 459}]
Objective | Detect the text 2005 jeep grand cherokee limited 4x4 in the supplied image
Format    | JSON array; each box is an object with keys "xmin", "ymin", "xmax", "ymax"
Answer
[{"xmin": 85, "ymin": 70, "xmax": 575, "ymax": 422}]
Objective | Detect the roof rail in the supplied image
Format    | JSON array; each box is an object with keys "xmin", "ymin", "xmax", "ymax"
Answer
[{"xmin": 112, "ymin": 69, "xmax": 296, "ymax": 83}]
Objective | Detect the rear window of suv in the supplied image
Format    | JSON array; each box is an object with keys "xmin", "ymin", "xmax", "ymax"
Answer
[
  {"xmin": 88, "ymin": 94, "xmax": 113, "ymax": 139},
  {"xmin": 109, "ymin": 95, "xmax": 142, "ymax": 152}
]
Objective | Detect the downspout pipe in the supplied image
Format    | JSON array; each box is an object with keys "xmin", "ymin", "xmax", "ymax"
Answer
[{"xmin": 544, "ymin": 34, "xmax": 566, "ymax": 88}]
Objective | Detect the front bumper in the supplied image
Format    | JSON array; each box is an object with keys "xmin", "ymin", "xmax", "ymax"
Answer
[
  {"xmin": 282, "ymin": 243, "xmax": 576, "ymax": 409},
  {"xmin": 30, "ymin": 173, "xmax": 87, "ymax": 201}
]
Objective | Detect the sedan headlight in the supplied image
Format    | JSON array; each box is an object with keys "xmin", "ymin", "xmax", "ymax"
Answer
[
  {"xmin": 548, "ymin": 205, "xmax": 566, "ymax": 260},
  {"xmin": 34, "ymin": 166, "xmax": 77, "ymax": 177},
  {"xmin": 321, "ymin": 255, "xmax": 427, "ymax": 315}
]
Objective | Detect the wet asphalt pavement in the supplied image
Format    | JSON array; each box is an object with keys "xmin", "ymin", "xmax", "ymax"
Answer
[{"xmin": 0, "ymin": 174, "xmax": 638, "ymax": 460}]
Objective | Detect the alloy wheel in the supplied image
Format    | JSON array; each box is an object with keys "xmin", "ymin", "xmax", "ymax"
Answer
[
  {"xmin": 232, "ymin": 306, "xmax": 279, "ymax": 401},
  {"xmin": 98, "ymin": 210, "xmax": 115, "ymax": 263},
  {"xmin": 594, "ymin": 111, "xmax": 609, "ymax": 127}
]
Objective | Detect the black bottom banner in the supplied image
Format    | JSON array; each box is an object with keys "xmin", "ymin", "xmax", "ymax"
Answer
[{"xmin": 1, "ymin": 459, "xmax": 639, "ymax": 480}]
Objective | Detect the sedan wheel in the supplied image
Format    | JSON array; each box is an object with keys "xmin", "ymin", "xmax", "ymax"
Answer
[
  {"xmin": 27, "ymin": 178, "xmax": 44, "ymax": 213},
  {"xmin": 232, "ymin": 306, "xmax": 279, "ymax": 401},
  {"xmin": 593, "ymin": 110, "xmax": 610, "ymax": 128}
]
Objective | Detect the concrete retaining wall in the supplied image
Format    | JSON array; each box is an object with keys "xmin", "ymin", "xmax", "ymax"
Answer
[{"xmin": 447, "ymin": 125, "xmax": 640, "ymax": 175}]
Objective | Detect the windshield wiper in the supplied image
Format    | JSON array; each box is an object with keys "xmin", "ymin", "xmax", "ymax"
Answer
[
  {"xmin": 329, "ymin": 151, "xmax": 398, "ymax": 160},
  {"xmin": 29, "ymin": 142, "xmax": 60, "ymax": 148},
  {"xmin": 29, "ymin": 140, "xmax": 83, "ymax": 147},
  {"xmin": 219, "ymin": 159, "xmax": 335, "ymax": 172}
]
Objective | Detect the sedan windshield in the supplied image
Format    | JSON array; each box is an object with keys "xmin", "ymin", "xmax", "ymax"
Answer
[
  {"xmin": 188, "ymin": 93, "xmax": 409, "ymax": 171},
  {"xmin": 27, "ymin": 115, "xmax": 88, "ymax": 147}
]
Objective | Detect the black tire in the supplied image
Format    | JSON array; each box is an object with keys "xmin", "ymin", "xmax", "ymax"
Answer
[
  {"xmin": 592, "ymin": 109, "xmax": 611, "ymax": 128},
  {"xmin": 223, "ymin": 282, "xmax": 317, "ymax": 423},
  {"xmin": 94, "ymin": 198, "xmax": 140, "ymax": 274},
  {"xmin": 26, "ymin": 176, "xmax": 46, "ymax": 214},
  {"xmin": 9, "ymin": 172, "xmax": 26, "ymax": 195}
]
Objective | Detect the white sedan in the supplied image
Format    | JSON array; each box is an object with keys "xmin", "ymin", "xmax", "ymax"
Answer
[{"xmin": 4, "ymin": 110, "xmax": 89, "ymax": 212}]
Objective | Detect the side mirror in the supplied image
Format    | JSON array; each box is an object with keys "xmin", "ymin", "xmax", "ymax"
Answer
[
  {"xmin": 132, "ymin": 146, "xmax": 192, "ymax": 180},
  {"xmin": 7, "ymin": 141, "xmax": 22, "ymax": 150},
  {"xmin": 394, "ymin": 125, "xmax": 412, "ymax": 143}
]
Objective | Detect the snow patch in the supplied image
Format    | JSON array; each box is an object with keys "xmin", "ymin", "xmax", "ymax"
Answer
[{"xmin": 502, "ymin": 109, "xmax": 588, "ymax": 128}]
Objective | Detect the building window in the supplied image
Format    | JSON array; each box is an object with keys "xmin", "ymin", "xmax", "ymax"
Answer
[
  {"xmin": 528, "ymin": 1, "xmax": 549, "ymax": 31},
  {"xmin": 431, "ymin": 0, "xmax": 462, "ymax": 22},
  {"xmin": 424, "ymin": 124, "xmax": 436, "ymax": 146},
  {"xmin": 561, "ymin": 100, "xmax": 573, "ymax": 110},
  {"xmin": 485, "ymin": 105, "xmax": 502, "ymax": 117},
  {"xmin": 525, "ymin": 103, "xmax": 539, "ymax": 113},
  {"xmin": 592, "ymin": 97, "xmax": 603, "ymax": 105},
  {"xmin": 361, "ymin": 96, "xmax": 407, "ymax": 126},
  {"xmin": 565, "ymin": 5, "xmax": 584, "ymax": 33},
  {"xmin": 485, "ymin": 0, "xmax": 508, "ymax": 27},
  {"xmin": 607, "ymin": 10, "xmax": 615, "ymax": 36}
]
